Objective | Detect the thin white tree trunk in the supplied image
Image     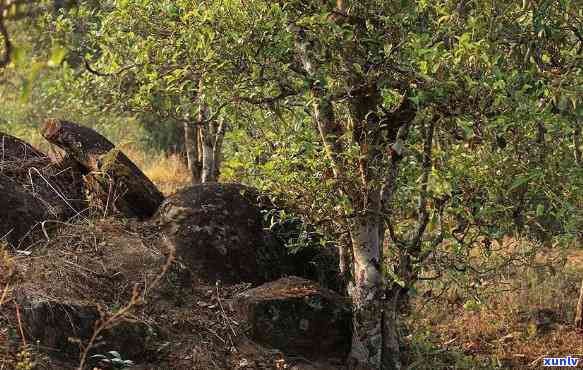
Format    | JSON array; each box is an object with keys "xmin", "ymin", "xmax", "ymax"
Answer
[
  {"xmin": 347, "ymin": 210, "xmax": 386, "ymax": 370},
  {"xmin": 212, "ymin": 119, "xmax": 226, "ymax": 180},
  {"xmin": 201, "ymin": 124, "xmax": 215, "ymax": 183},
  {"xmin": 198, "ymin": 104, "xmax": 216, "ymax": 183},
  {"xmin": 200, "ymin": 116, "xmax": 225, "ymax": 183},
  {"xmin": 575, "ymin": 277, "xmax": 583, "ymax": 328},
  {"xmin": 184, "ymin": 121, "xmax": 201, "ymax": 184}
]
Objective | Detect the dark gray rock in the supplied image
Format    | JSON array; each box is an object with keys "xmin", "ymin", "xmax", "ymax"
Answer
[
  {"xmin": 234, "ymin": 276, "xmax": 351, "ymax": 359},
  {"xmin": 0, "ymin": 176, "xmax": 48, "ymax": 247},
  {"xmin": 156, "ymin": 183, "xmax": 292, "ymax": 284},
  {"xmin": 15, "ymin": 287, "xmax": 155, "ymax": 360}
]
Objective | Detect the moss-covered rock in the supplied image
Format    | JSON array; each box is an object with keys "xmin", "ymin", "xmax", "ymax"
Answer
[{"xmin": 234, "ymin": 276, "xmax": 351, "ymax": 359}]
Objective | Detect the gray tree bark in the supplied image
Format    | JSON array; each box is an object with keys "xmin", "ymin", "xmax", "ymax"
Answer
[
  {"xmin": 198, "ymin": 106, "xmax": 225, "ymax": 183},
  {"xmin": 576, "ymin": 277, "xmax": 583, "ymax": 328},
  {"xmin": 184, "ymin": 121, "xmax": 202, "ymax": 184},
  {"xmin": 289, "ymin": 6, "xmax": 418, "ymax": 367}
]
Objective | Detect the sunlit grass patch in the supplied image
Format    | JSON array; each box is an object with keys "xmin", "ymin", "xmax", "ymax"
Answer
[{"xmin": 124, "ymin": 148, "xmax": 191, "ymax": 195}]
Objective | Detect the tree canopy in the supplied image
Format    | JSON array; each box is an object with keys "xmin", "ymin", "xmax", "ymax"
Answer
[{"xmin": 1, "ymin": 0, "xmax": 582, "ymax": 369}]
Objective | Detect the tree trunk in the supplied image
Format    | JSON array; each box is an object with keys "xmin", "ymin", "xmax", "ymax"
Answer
[
  {"xmin": 212, "ymin": 119, "xmax": 226, "ymax": 181},
  {"xmin": 346, "ymin": 188, "xmax": 400, "ymax": 370},
  {"xmin": 41, "ymin": 119, "xmax": 164, "ymax": 219},
  {"xmin": 184, "ymin": 121, "xmax": 202, "ymax": 184},
  {"xmin": 310, "ymin": 91, "xmax": 403, "ymax": 369},
  {"xmin": 347, "ymin": 209, "xmax": 390, "ymax": 370},
  {"xmin": 574, "ymin": 121, "xmax": 581, "ymax": 166},
  {"xmin": 575, "ymin": 277, "xmax": 583, "ymax": 329},
  {"xmin": 201, "ymin": 123, "xmax": 215, "ymax": 183},
  {"xmin": 199, "ymin": 107, "xmax": 226, "ymax": 183},
  {"xmin": 382, "ymin": 291, "xmax": 401, "ymax": 370},
  {"xmin": 290, "ymin": 14, "xmax": 414, "ymax": 368}
]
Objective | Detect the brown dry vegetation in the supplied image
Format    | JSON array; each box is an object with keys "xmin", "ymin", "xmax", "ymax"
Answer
[
  {"xmin": 406, "ymin": 241, "xmax": 583, "ymax": 369},
  {"xmin": 0, "ymin": 215, "xmax": 341, "ymax": 370},
  {"xmin": 0, "ymin": 151, "xmax": 343, "ymax": 370},
  {"xmin": 124, "ymin": 150, "xmax": 190, "ymax": 196}
]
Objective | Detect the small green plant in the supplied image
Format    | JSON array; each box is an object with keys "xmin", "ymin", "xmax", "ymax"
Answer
[
  {"xmin": 15, "ymin": 348, "xmax": 34, "ymax": 370},
  {"xmin": 462, "ymin": 298, "xmax": 482, "ymax": 312},
  {"xmin": 262, "ymin": 208, "xmax": 324, "ymax": 254},
  {"xmin": 90, "ymin": 351, "xmax": 134, "ymax": 369}
]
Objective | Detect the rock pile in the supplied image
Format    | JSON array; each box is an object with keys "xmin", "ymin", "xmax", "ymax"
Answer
[{"xmin": 0, "ymin": 120, "xmax": 350, "ymax": 369}]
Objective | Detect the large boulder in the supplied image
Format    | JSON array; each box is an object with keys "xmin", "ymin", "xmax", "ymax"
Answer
[
  {"xmin": 156, "ymin": 183, "xmax": 345, "ymax": 289},
  {"xmin": 234, "ymin": 276, "xmax": 351, "ymax": 359},
  {"xmin": 0, "ymin": 131, "xmax": 46, "ymax": 161},
  {"xmin": 156, "ymin": 183, "xmax": 292, "ymax": 284}
]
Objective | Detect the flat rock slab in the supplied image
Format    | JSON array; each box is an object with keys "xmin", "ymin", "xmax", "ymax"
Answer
[{"xmin": 234, "ymin": 276, "xmax": 351, "ymax": 359}]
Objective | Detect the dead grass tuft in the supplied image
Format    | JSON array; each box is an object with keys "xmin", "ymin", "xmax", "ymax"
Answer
[
  {"xmin": 124, "ymin": 148, "xmax": 191, "ymax": 195},
  {"xmin": 407, "ymin": 239, "xmax": 583, "ymax": 369}
]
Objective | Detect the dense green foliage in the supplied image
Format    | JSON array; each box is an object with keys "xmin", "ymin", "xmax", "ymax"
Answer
[{"xmin": 1, "ymin": 0, "xmax": 582, "ymax": 367}]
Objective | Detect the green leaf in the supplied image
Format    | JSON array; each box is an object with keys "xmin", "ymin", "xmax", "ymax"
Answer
[
  {"xmin": 536, "ymin": 204, "xmax": 545, "ymax": 217},
  {"xmin": 48, "ymin": 46, "xmax": 67, "ymax": 67},
  {"xmin": 10, "ymin": 46, "xmax": 25, "ymax": 67},
  {"xmin": 509, "ymin": 175, "xmax": 533, "ymax": 191},
  {"xmin": 427, "ymin": 212, "xmax": 438, "ymax": 232},
  {"xmin": 108, "ymin": 350, "xmax": 122, "ymax": 359},
  {"xmin": 463, "ymin": 299, "xmax": 481, "ymax": 311}
]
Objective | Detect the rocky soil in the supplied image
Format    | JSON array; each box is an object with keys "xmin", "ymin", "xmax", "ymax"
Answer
[{"xmin": 0, "ymin": 124, "xmax": 351, "ymax": 370}]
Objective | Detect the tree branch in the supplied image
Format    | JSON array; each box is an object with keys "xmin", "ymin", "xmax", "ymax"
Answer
[
  {"xmin": 380, "ymin": 98, "xmax": 416, "ymax": 210},
  {"xmin": 0, "ymin": 15, "xmax": 13, "ymax": 69},
  {"xmin": 83, "ymin": 56, "xmax": 138, "ymax": 77},
  {"xmin": 235, "ymin": 87, "xmax": 298, "ymax": 105},
  {"xmin": 200, "ymin": 101, "xmax": 229, "ymax": 124},
  {"xmin": 410, "ymin": 116, "xmax": 437, "ymax": 250}
]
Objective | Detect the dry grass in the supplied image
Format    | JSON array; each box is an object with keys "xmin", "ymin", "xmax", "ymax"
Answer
[
  {"xmin": 406, "ymin": 241, "xmax": 583, "ymax": 369},
  {"xmin": 0, "ymin": 219, "xmax": 322, "ymax": 370},
  {"xmin": 124, "ymin": 147, "xmax": 191, "ymax": 195}
]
